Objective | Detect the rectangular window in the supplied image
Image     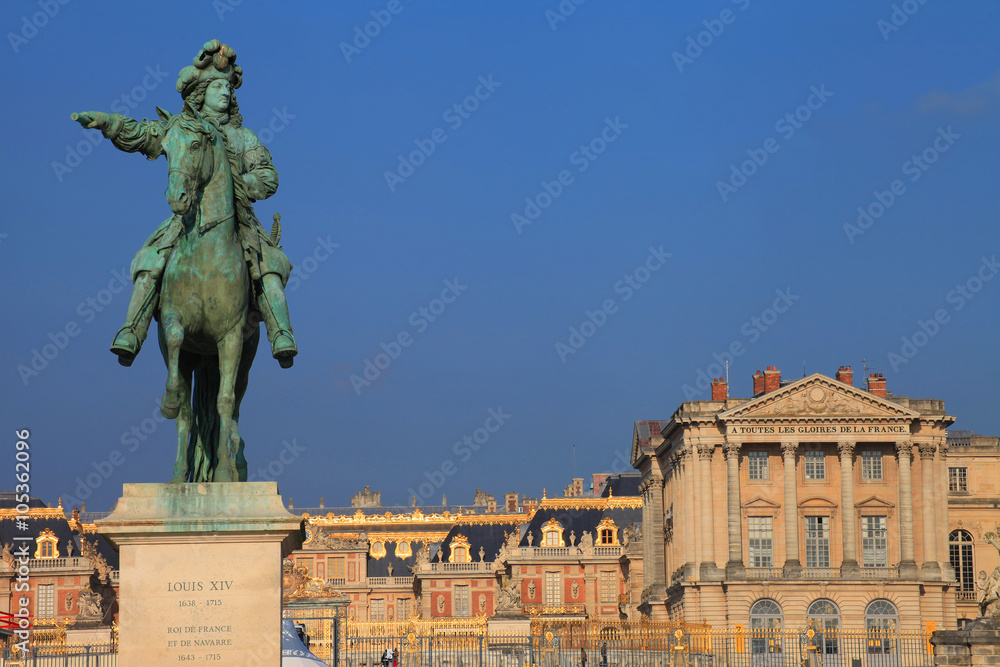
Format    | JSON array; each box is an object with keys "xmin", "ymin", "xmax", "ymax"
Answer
[
  {"xmin": 369, "ymin": 599, "xmax": 385, "ymax": 621},
  {"xmin": 748, "ymin": 451, "xmax": 769, "ymax": 481},
  {"xmin": 330, "ymin": 557, "xmax": 346, "ymax": 579},
  {"xmin": 398, "ymin": 598, "xmax": 410, "ymax": 620},
  {"xmin": 748, "ymin": 517, "xmax": 774, "ymax": 567},
  {"xmin": 454, "ymin": 585, "xmax": 470, "ymax": 617},
  {"xmin": 861, "ymin": 516, "xmax": 888, "ymax": 567},
  {"xmin": 949, "ymin": 467, "xmax": 968, "ymax": 492},
  {"xmin": 861, "ymin": 450, "xmax": 883, "ymax": 480},
  {"xmin": 804, "ymin": 450, "xmax": 826, "ymax": 480},
  {"xmin": 544, "ymin": 572, "xmax": 561, "ymax": 606},
  {"xmin": 600, "ymin": 571, "xmax": 616, "ymax": 603},
  {"xmin": 805, "ymin": 516, "xmax": 830, "ymax": 568},
  {"xmin": 36, "ymin": 584, "xmax": 54, "ymax": 619}
]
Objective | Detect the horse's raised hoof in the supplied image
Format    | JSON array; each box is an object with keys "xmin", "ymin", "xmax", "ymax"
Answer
[{"xmin": 160, "ymin": 392, "xmax": 181, "ymax": 419}]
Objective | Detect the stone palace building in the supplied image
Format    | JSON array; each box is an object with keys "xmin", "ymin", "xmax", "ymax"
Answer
[{"xmin": 631, "ymin": 365, "xmax": 1000, "ymax": 631}]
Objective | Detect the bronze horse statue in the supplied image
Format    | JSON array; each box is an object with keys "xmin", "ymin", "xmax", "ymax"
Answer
[{"xmin": 156, "ymin": 103, "xmax": 258, "ymax": 483}]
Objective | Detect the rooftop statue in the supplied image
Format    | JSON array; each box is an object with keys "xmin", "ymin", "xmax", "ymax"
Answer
[{"xmin": 72, "ymin": 40, "xmax": 298, "ymax": 482}]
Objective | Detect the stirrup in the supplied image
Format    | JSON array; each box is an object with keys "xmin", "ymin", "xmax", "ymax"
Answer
[
  {"xmin": 110, "ymin": 327, "xmax": 141, "ymax": 367},
  {"xmin": 271, "ymin": 331, "xmax": 297, "ymax": 369}
]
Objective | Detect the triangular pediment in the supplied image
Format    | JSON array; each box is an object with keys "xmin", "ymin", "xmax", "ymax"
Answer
[
  {"xmin": 717, "ymin": 374, "xmax": 918, "ymax": 421},
  {"xmin": 742, "ymin": 496, "xmax": 781, "ymax": 511},
  {"xmin": 856, "ymin": 496, "xmax": 894, "ymax": 510}
]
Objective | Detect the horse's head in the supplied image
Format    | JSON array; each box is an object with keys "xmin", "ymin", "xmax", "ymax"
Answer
[{"xmin": 162, "ymin": 103, "xmax": 219, "ymax": 216}]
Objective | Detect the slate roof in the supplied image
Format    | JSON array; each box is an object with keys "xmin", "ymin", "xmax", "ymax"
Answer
[
  {"xmin": 0, "ymin": 493, "xmax": 47, "ymax": 509},
  {"xmin": 366, "ymin": 539, "xmax": 434, "ymax": 577},
  {"xmin": 599, "ymin": 473, "xmax": 641, "ymax": 498},
  {"xmin": 0, "ymin": 517, "xmax": 119, "ymax": 568},
  {"xmin": 437, "ymin": 518, "xmax": 525, "ymax": 564},
  {"xmin": 521, "ymin": 504, "xmax": 641, "ymax": 547}
]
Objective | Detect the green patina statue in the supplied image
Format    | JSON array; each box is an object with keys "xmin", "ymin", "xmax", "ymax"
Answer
[{"xmin": 72, "ymin": 40, "xmax": 297, "ymax": 483}]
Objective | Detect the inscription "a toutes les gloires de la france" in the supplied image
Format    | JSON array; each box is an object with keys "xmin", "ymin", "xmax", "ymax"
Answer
[
  {"xmin": 731, "ymin": 424, "xmax": 907, "ymax": 435},
  {"xmin": 166, "ymin": 580, "xmax": 234, "ymax": 592}
]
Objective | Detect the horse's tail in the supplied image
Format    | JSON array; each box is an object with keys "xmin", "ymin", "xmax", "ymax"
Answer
[{"xmin": 187, "ymin": 360, "xmax": 247, "ymax": 482}]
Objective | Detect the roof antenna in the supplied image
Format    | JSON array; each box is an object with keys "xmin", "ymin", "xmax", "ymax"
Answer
[
  {"xmin": 725, "ymin": 360, "xmax": 729, "ymax": 396},
  {"xmin": 861, "ymin": 358, "xmax": 871, "ymax": 376},
  {"xmin": 572, "ymin": 443, "xmax": 576, "ymax": 480},
  {"xmin": 803, "ymin": 360, "xmax": 806, "ymax": 378}
]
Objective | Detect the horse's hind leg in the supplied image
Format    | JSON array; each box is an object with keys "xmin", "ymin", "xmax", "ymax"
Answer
[
  {"xmin": 170, "ymin": 353, "xmax": 195, "ymax": 483},
  {"xmin": 212, "ymin": 325, "xmax": 243, "ymax": 482},
  {"xmin": 159, "ymin": 311, "xmax": 184, "ymax": 419}
]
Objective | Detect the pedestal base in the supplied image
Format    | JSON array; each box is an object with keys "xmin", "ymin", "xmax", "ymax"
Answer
[{"xmin": 97, "ymin": 482, "xmax": 303, "ymax": 667}]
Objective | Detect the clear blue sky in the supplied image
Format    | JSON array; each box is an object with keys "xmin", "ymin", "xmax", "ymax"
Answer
[{"xmin": 2, "ymin": 1, "xmax": 998, "ymax": 511}]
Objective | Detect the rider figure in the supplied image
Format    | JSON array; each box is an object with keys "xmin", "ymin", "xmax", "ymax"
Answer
[{"xmin": 73, "ymin": 40, "xmax": 297, "ymax": 368}]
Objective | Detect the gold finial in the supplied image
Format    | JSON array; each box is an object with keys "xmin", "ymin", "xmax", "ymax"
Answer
[
  {"xmin": 543, "ymin": 488, "xmax": 546, "ymax": 499},
  {"xmin": 58, "ymin": 497, "xmax": 63, "ymax": 508},
  {"xmin": 289, "ymin": 497, "xmax": 294, "ymax": 508}
]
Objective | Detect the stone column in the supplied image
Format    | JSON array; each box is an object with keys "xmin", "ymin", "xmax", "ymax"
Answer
[
  {"xmin": 682, "ymin": 447, "xmax": 698, "ymax": 579},
  {"xmin": 919, "ymin": 443, "xmax": 941, "ymax": 578},
  {"xmin": 838, "ymin": 442, "xmax": 859, "ymax": 577},
  {"xmin": 895, "ymin": 441, "xmax": 918, "ymax": 577},
  {"xmin": 645, "ymin": 473, "xmax": 667, "ymax": 595},
  {"xmin": 697, "ymin": 442, "xmax": 722, "ymax": 580},
  {"xmin": 937, "ymin": 441, "xmax": 955, "ymax": 581},
  {"xmin": 640, "ymin": 476, "xmax": 653, "ymax": 590},
  {"xmin": 781, "ymin": 442, "xmax": 801, "ymax": 576},
  {"xmin": 724, "ymin": 441, "xmax": 744, "ymax": 578}
]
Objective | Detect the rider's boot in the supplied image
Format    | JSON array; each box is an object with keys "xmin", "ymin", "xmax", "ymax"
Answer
[
  {"xmin": 257, "ymin": 273, "xmax": 297, "ymax": 368},
  {"xmin": 110, "ymin": 271, "xmax": 158, "ymax": 367}
]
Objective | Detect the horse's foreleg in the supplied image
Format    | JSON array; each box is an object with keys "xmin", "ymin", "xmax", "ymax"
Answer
[
  {"xmin": 170, "ymin": 360, "xmax": 194, "ymax": 483},
  {"xmin": 160, "ymin": 312, "xmax": 184, "ymax": 419},
  {"xmin": 212, "ymin": 326, "xmax": 243, "ymax": 482}
]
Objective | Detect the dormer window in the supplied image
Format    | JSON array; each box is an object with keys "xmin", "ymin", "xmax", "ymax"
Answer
[
  {"xmin": 596, "ymin": 518, "xmax": 620, "ymax": 546},
  {"xmin": 35, "ymin": 529, "xmax": 59, "ymax": 559},
  {"xmin": 448, "ymin": 534, "xmax": 471, "ymax": 563},
  {"xmin": 541, "ymin": 518, "xmax": 565, "ymax": 547}
]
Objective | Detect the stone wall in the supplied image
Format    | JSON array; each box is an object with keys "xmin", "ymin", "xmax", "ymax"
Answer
[{"xmin": 932, "ymin": 618, "xmax": 1000, "ymax": 667}]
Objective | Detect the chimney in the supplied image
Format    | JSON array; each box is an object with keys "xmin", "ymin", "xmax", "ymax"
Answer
[
  {"xmin": 867, "ymin": 373, "xmax": 887, "ymax": 397},
  {"xmin": 835, "ymin": 366, "xmax": 853, "ymax": 387},
  {"xmin": 763, "ymin": 366, "xmax": 782, "ymax": 393},
  {"xmin": 753, "ymin": 370, "xmax": 765, "ymax": 396},
  {"xmin": 504, "ymin": 492, "xmax": 519, "ymax": 513},
  {"xmin": 711, "ymin": 377, "xmax": 728, "ymax": 400}
]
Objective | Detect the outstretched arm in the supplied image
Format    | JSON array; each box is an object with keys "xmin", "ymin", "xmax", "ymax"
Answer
[{"xmin": 72, "ymin": 112, "xmax": 164, "ymax": 161}]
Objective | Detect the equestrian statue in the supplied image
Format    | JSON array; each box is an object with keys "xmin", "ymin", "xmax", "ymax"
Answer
[{"xmin": 72, "ymin": 40, "xmax": 296, "ymax": 483}]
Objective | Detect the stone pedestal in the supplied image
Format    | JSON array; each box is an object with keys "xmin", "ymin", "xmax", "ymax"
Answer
[
  {"xmin": 97, "ymin": 482, "xmax": 303, "ymax": 667},
  {"xmin": 931, "ymin": 617, "xmax": 1000, "ymax": 667},
  {"xmin": 488, "ymin": 613, "xmax": 532, "ymax": 636}
]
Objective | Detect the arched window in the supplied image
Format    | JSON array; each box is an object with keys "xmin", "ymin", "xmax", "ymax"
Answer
[
  {"xmin": 950, "ymin": 530, "xmax": 975, "ymax": 597},
  {"xmin": 807, "ymin": 599, "xmax": 840, "ymax": 655},
  {"xmin": 749, "ymin": 599, "xmax": 783, "ymax": 654},
  {"xmin": 542, "ymin": 519, "xmax": 565, "ymax": 547},
  {"xmin": 448, "ymin": 534, "xmax": 471, "ymax": 563},
  {"xmin": 596, "ymin": 518, "xmax": 620, "ymax": 546},
  {"xmin": 865, "ymin": 600, "xmax": 898, "ymax": 655},
  {"xmin": 34, "ymin": 529, "xmax": 58, "ymax": 559}
]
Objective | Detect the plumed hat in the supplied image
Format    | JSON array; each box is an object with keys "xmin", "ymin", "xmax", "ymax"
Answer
[{"xmin": 176, "ymin": 39, "xmax": 243, "ymax": 100}]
